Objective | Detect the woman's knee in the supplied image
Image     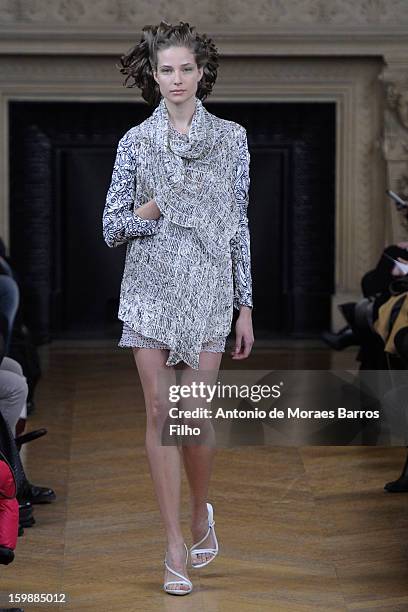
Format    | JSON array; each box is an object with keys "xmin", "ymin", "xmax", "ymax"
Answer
[{"xmin": 146, "ymin": 391, "xmax": 172, "ymax": 429}]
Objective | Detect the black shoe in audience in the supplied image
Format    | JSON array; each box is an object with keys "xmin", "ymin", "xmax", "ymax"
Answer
[
  {"xmin": 384, "ymin": 476, "xmax": 408, "ymax": 492},
  {"xmin": 18, "ymin": 500, "xmax": 35, "ymax": 528},
  {"xmin": 24, "ymin": 483, "xmax": 56, "ymax": 505},
  {"xmin": 0, "ymin": 545, "xmax": 14, "ymax": 565},
  {"xmin": 385, "ymin": 453, "xmax": 408, "ymax": 492},
  {"xmin": 17, "ymin": 479, "xmax": 56, "ymax": 505},
  {"xmin": 321, "ymin": 326, "xmax": 358, "ymax": 350}
]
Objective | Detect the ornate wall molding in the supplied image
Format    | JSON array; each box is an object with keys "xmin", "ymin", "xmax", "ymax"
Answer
[
  {"xmin": 0, "ymin": 1, "xmax": 408, "ymax": 57},
  {"xmin": 378, "ymin": 60, "xmax": 408, "ymax": 243},
  {"xmin": 2, "ymin": 0, "xmax": 408, "ymax": 27}
]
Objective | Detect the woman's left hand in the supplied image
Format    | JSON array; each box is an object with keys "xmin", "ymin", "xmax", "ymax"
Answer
[{"xmin": 231, "ymin": 307, "xmax": 254, "ymax": 360}]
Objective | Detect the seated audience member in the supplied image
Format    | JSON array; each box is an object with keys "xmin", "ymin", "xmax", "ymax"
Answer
[
  {"xmin": 322, "ymin": 245, "xmax": 408, "ymax": 369},
  {"xmin": 0, "ymin": 273, "xmax": 55, "ymax": 505},
  {"xmin": 323, "ymin": 243, "xmax": 408, "ymax": 350},
  {"xmin": 372, "ymin": 270, "xmax": 408, "ymax": 492}
]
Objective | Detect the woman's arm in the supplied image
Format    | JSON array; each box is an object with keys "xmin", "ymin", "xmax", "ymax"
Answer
[
  {"xmin": 230, "ymin": 127, "xmax": 254, "ymax": 360},
  {"xmin": 231, "ymin": 127, "xmax": 253, "ymax": 311},
  {"xmin": 102, "ymin": 130, "xmax": 158, "ymax": 248}
]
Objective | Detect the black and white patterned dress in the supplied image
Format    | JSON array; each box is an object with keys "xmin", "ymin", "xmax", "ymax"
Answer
[{"xmin": 102, "ymin": 96, "xmax": 252, "ymax": 368}]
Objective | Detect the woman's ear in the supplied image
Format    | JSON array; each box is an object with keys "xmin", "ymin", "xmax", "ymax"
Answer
[{"xmin": 151, "ymin": 61, "xmax": 159, "ymax": 84}]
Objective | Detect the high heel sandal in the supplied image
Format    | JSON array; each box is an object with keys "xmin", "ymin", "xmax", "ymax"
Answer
[
  {"xmin": 163, "ymin": 542, "xmax": 193, "ymax": 595},
  {"xmin": 190, "ymin": 502, "xmax": 219, "ymax": 569}
]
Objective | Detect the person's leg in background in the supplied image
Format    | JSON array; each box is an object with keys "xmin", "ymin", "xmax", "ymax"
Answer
[
  {"xmin": 0, "ymin": 357, "xmax": 28, "ymax": 433},
  {"xmin": 0, "ymin": 276, "xmax": 19, "ymax": 356},
  {"xmin": 0, "ymin": 361, "xmax": 28, "ymax": 437}
]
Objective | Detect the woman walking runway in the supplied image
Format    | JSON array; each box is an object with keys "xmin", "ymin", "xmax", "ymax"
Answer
[{"xmin": 102, "ymin": 20, "xmax": 254, "ymax": 595}]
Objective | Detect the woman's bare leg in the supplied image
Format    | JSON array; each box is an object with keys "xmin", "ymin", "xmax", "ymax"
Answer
[
  {"xmin": 179, "ymin": 351, "xmax": 223, "ymax": 566},
  {"xmin": 132, "ymin": 347, "xmax": 189, "ymax": 591}
]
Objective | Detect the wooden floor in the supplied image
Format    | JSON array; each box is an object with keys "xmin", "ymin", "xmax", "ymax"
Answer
[{"xmin": 3, "ymin": 339, "xmax": 408, "ymax": 611}]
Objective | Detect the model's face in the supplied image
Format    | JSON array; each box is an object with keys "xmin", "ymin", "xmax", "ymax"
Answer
[{"xmin": 153, "ymin": 46, "xmax": 203, "ymax": 104}]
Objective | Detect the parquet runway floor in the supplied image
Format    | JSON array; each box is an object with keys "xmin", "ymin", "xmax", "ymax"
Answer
[{"xmin": 2, "ymin": 340, "xmax": 408, "ymax": 611}]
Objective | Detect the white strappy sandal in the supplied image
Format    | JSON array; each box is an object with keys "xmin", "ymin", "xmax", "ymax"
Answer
[
  {"xmin": 190, "ymin": 502, "xmax": 219, "ymax": 569},
  {"xmin": 163, "ymin": 542, "xmax": 193, "ymax": 595}
]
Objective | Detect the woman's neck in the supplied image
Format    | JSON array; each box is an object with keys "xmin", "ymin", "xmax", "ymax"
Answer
[{"xmin": 164, "ymin": 96, "xmax": 197, "ymax": 135}]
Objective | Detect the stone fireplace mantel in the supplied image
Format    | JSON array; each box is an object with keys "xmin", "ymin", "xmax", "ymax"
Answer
[{"xmin": 1, "ymin": 1, "xmax": 408, "ymax": 325}]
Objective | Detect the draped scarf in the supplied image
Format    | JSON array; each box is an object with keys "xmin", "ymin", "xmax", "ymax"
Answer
[{"xmin": 150, "ymin": 96, "xmax": 240, "ymax": 258}]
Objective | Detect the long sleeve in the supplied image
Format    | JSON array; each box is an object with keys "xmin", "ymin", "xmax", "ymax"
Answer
[
  {"xmin": 231, "ymin": 127, "xmax": 253, "ymax": 311},
  {"xmin": 102, "ymin": 130, "xmax": 158, "ymax": 248}
]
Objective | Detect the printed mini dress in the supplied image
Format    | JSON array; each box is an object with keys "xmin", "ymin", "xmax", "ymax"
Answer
[{"xmin": 102, "ymin": 96, "xmax": 253, "ymax": 368}]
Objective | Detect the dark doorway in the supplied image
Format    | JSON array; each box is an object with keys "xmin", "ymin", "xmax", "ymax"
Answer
[{"xmin": 9, "ymin": 101, "xmax": 335, "ymax": 343}]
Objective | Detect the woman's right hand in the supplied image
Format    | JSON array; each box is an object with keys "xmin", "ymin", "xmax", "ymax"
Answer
[{"xmin": 135, "ymin": 199, "xmax": 161, "ymax": 220}]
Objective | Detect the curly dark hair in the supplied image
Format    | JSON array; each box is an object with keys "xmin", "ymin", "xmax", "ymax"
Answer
[{"xmin": 117, "ymin": 21, "xmax": 219, "ymax": 107}]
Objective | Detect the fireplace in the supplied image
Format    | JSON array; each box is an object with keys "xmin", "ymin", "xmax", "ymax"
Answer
[{"xmin": 9, "ymin": 100, "xmax": 335, "ymax": 342}]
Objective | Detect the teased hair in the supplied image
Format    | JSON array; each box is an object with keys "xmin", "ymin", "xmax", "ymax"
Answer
[{"xmin": 117, "ymin": 21, "xmax": 219, "ymax": 107}]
